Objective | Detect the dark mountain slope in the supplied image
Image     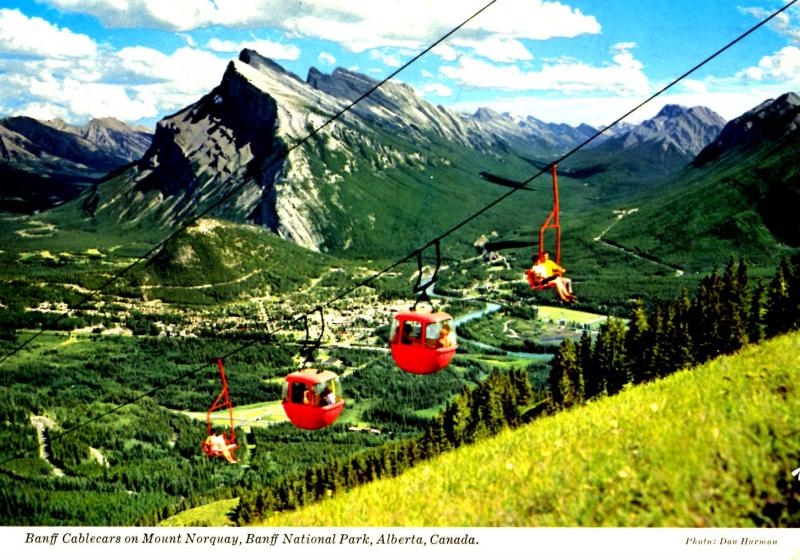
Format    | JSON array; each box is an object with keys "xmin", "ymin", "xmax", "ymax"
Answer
[
  {"xmin": 0, "ymin": 116, "xmax": 151, "ymax": 212},
  {"xmin": 601, "ymin": 93, "xmax": 799, "ymax": 269}
]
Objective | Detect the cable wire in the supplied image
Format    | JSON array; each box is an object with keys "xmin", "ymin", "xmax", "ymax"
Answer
[
  {"xmin": 0, "ymin": 0, "xmax": 500, "ymax": 369},
  {"xmin": 1, "ymin": 0, "xmax": 796, "ymax": 467}
]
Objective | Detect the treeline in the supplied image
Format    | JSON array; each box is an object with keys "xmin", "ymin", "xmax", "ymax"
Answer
[
  {"xmin": 233, "ymin": 368, "xmax": 535, "ymax": 524},
  {"xmin": 548, "ymin": 256, "xmax": 800, "ymax": 408},
  {"xmin": 0, "ymin": 347, "xmax": 484, "ymax": 525}
]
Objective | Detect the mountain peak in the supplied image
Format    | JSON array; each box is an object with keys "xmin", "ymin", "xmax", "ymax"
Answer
[
  {"xmin": 306, "ymin": 65, "xmax": 379, "ymax": 100},
  {"xmin": 694, "ymin": 91, "xmax": 800, "ymax": 166},
  {"xmin": 238, "ymin": 49, "xmax": 303, "ymax": 83},
  {"xmin": 655, "ymin": 104, "xmax": 688, "ymax": 119},
  {"xmin": 473, "ymin": 107, "xmax": 502, "ymax": 121}
]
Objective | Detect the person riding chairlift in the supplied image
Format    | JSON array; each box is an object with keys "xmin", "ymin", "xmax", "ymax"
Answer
[
  {"xmin": 204, "ymin": 431, "xmax": 238, "ymax": 464},
  {"xmin": 528, "ymin": 251, "xmax": 575, "ymax": 303}
]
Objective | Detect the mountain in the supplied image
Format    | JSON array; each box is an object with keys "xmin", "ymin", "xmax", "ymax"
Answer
[
  {"xmin": 694, "ymin": 91, "xmax": 800, "ymax": 166},
  {"xmin": 564, "ymin": 104, "xmax": 727, "ymax": 201},
  {"xmin": 601, "ymin": 92, "xmax": 800, "ymax": 268},
  {"xmin": 49, "ymin": 117, "xmax": 153, "ymax": 161},
  {"xmin": 0, "ymin": 116, "xmax": 152, "ymax": 212},
  {"xmin": 616, "ymin": 104, "xmax": 727, "ymax": 157},
  {"xmin": 62, "ymin": 49, "xmax": 593, "ymax": 255},
  {"xmin": 469, "ymin": 107, "xmax": 599, "ymax": 160}
]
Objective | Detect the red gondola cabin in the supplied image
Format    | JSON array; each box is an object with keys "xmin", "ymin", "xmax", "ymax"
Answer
[
  {"xmin": 282, "ymin": 369, "xmax": 345, "ymax": 430},
  {"xmin": 390, "ymin": 311, "xmax": 457, "ymax": 374}
]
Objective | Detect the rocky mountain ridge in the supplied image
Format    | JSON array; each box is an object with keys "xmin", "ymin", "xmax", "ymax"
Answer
[
  {"xmin": 0, "ymin": 116, "xmax": 152, "ymax": 212},
  {"xmin": 694, "ymin": 91, "xmax": 800, "ymax": 166}
]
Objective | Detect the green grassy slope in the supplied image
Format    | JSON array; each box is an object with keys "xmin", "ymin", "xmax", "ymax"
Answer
[{"xmin": 262, "ymin": 332, "xmax": 800, "ymax": 527}]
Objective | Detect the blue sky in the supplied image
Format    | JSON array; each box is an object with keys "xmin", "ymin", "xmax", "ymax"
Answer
[{"xmin": 0, "ymin": 0, "xmax": 798, "ymax": 128}]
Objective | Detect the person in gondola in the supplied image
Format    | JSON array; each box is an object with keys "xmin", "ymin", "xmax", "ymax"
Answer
[
  {"xmin": 320, "ymin": 386, "xmax": 336, "ymax": 407},
  {"xmin": 205, "ymin": 431, "xmax": 237, "ymax": 464},
  {"xmin": 400, "ymin": 322, "xmax": 416, "ymax": 345},
  {"xmin": 528, "ymin": 252, "xmax": 574, "ymax": 302},
  {"xmin": 437, "ymin": 323, "xmax": 456, "ymax": 348}
]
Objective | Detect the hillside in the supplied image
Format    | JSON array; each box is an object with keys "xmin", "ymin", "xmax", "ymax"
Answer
[
  {"xmin": 261, "ymin": 331, "xmax": 800, "ymax": 526},
  {"xmin": 593, "ymin": 92, "xmax": 799, "ymax": 271},
  {"xmin": 0, "ymin": 116, "xmax": 151, "ymax": 212}
]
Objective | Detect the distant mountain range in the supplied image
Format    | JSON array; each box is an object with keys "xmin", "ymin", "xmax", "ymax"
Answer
[
  {"xmin": 4, "ymin": 49, "xmax": 797, "ymax": 266},
  {"xmin": 562, "ymin": 104, "xmax": 727, "ymax": 201},
  {"xmin": 52, "ymin": 50, "xmax": 734, "ymax": 254},
  {"xmin": 0, "ymin": 116, "xmax": 151, "ymax": 212}
]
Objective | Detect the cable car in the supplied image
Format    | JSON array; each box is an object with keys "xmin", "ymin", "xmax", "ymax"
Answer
[
  {"xmin": 282, "ymin": 369, "xmax": 345, "ymax": 430},
  {"xmin": 390, "ymin": 310, "xmax": 457, "ymax": 374},
  {"xmin": 201, "ymin": 358, "xmax": 239, "ymax": 463}
]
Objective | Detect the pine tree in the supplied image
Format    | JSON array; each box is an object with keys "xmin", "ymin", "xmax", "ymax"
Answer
[
  {"xmin": 719, "ymin": 257, "xmax": 748, "ymax": 354},
  {"xmin": 647, "ymin": 304, "xmax": 666, "ymax": 377},
  {"xmin": 748, "ymin": 279, "xmax": 764, "ymax": 343},
  {"xmin": 595, "ymin": 318, "xmax": 629, "ymax": 395},
  {"xmin": 509, "ymin": 368, "xmax": 534, "ymax": 407},
  {"xmin": 765, "ymin": 258, "xmax": 792, "ymax": 337},
  {"xmin": 690, "ymin": 271, "xmax": 724, "ymax": 362},
  {"xmin": 549, "ymin": 339, "xmax": 580, "ymax": 409},
  {"xmin": 786, "ymin": 255, "xmax": 800, "ymax": 332},
  {"xmin": 625, "ymin": 299, "xmax": 650, "ymax": 383},
  {"xmin": 577, "ymin": 330, "xmax": 599, "ymax": 398},
  {"xmin": 665, "ymin": 289, "xmax": 694, "ymax": 372},
  {"xmin": 442, "ymin": 393, "xmax": 470, "ymax": 447}
]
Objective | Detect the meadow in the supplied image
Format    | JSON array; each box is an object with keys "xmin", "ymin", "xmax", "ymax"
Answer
[{"xmin": 262, "ymin": 332, "xmax": 800, "ymax": 527}]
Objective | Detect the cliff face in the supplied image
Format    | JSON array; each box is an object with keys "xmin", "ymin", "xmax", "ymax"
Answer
[{"xmin": 90, "ymin": 48, "xmax": 613, "ymax": 251}]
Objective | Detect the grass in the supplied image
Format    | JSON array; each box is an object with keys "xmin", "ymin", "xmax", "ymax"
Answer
[
  {"xmin": 535, "ymin": 305, "xmax": 608, "ymax": 325},
  {"xmin": 179, "ymin": 400, "xmax": 287, "ymax": 429},
  {"xmin": 258, "ymin": 332, "xmax": 800, "ymax": 527},
  {"xmin": 159, "ymin": 498, "xmax": 239, "ymax": 527}
]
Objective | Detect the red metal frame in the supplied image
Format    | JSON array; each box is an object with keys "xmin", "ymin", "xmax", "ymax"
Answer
[
  {"xmin": 205, "ymin": 358, "xmax": 237, "ymax": 447},
  {"xmin": 538, "ymin": 164, "xmax": 561, "ymax": 265},
  {"xmin": 528, "ymin": 165, "xmax": 562, "ymax": 292}
]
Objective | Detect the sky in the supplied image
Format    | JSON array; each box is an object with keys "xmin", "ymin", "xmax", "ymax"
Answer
[{"xmin": 0, "ymin": 0, "xmax": 798, "ymax": 128}]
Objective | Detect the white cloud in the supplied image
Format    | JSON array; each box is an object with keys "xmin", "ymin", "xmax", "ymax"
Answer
[
  {"xmin": 739, "ymin": 45, "xmax": 800, "ymax": 83},
  {"xmin": 440, "ymin": 52, "xmax": 649, "ymax": 95},
  {"xmin": 0, "ymin": 39, "xmax": 229, "ymax": 124},
  {"xmin": 421, "ymin": 69, "xmax": 435, "ymax": 78},
  {"xmin": 318, "ymin": 52, "xmax": 336, "ymax": 66},
  {"xmin": 431, "ymin": 44, "xmax": 458, "ymax": 61},
  {"xmin": 206, "ymin": 38, "xmax": 238, "ymax": 52},
  {"xmin": 451, "ymin": 37, "xmax": 532, "ymax": 63},
  {"xmin": 40, "ymin": 0, "xmax": 601, "ymax": 51},
  {"xmin": 205, "ymin": 37, "xmax": 300, "ymax": 60},
  {"xmin": 178, "ymin": 33, "xmax": 197, "ymax": 48},
  {"xmin": 369, "ymin": 49, "xmax": 402, "ymax": 68},
  {"xmin": 0, "ymin": 8, "xmax": 97, "ymax": 58},
  {"xmin": 422, "ymin": 83, "xmax": 453, "ymax": 97},
  {"xmin": 679, "ymin": 79, "xmax": 709, "ymax": 94},
  {"xmin": 611, "ymin": 41, "xmax": 637, "ymax": 53},
  {"xmin": 16, "ymin": 101, "xmax": 71, "ymax": 122},
  {"xmin": 40, "ymin": 0, "xmax": 265, "ymax": 31},
  {"xmin": 740, "ymin": 5, "xmax": 800, "ymax": 44}
]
